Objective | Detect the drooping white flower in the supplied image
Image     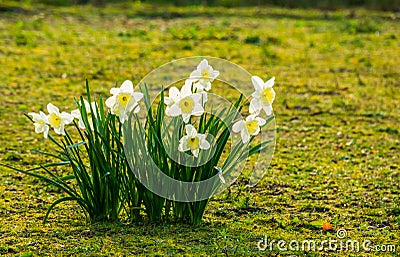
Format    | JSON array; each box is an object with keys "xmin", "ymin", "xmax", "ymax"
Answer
[
  {"xmin": 232, "ymin": 114, "xmax": 266, "ymax": 144},
  {"xmin": 71, "ymin": 99, "xmax": 98, "ymax": 130},
  {"xmin": 105, "ymin": 80, "xmax": 144, "ymax": 124},
  {"xmin": 249, "ymin": 76, "xmax": 276, "ymax": 116},
  {"xmin": 178, "ymin": 124, "xmax": 210, "ymax": 158},
  {"xmin": 165, "ymin": 81, "xmax": 205, "ymax": 123},
  {"xmin": 46, "ymin": 103, "xmax": 74, "ymax": 136},
  {"xmin": 189, "ymin": 59, "xmax": 219, "ymax": 92},
  {"xmin": 28, "ymin": 111, "xmax": 50, "ymax": 138}
]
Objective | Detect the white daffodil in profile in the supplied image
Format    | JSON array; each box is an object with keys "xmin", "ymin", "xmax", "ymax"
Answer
[
  {"xmin": 165, "ymin": 82, "xmax": 205, "ymax": 123},
  {"xmin": 28, "ymin": 111, "xmax": 49, "ymax": 138},
  {"xmin": 249, "ymin": 76, "xmax": 276, "ymax": 116},
  {"xmin": 178, "ymin": 124, "xmax": 210, "ymax": 158},
  {"xmin": 71, "ymin": 99, "xmax": 98, "ymax": 130},
  {"xmin": 47, "ymin": 103, "xmax": 74, "ymax": 136},
  {"xmin": 232, "ymin": 114, "xmax": 266, "ymax": 144},
  {"xmin": 189, "ymin": 59, "xmax": 219, "ymax": 92},
  {"xmin": 105, "ymin": 80, "xmax": 144, "ymax": 124}
]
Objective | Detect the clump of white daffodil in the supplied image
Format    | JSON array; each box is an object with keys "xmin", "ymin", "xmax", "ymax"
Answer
[{"xmin": 22, "ymin": 58, "xmax": 277, "ymax": 226}]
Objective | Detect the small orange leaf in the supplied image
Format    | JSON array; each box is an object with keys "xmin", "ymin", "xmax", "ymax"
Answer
[{"xmin": 322, "ymin": 222, "xmax": 333, "ymax": 231}]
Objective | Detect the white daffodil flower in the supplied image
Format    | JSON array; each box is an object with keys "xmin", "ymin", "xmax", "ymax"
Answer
[
  {"xmin": 165, "ymin": 82, "xmax": 205, "ymax": 123},
  {"xmin": 46, "ymin": 103, "xmax": 74, "ymax": 136},
  {"xmin": 71, "ymin": 99, "xmax": 98, "ymax": 130},
  {"xmin": 189, "ymin": 59, "xmax": 219, "ymax": 92},
  {"xmin": 249, "ymin": 76, "xmax": 276, "ymax": 116},
  {"xmin": 178, "ymin": 124, "xmax": 210, "ymax": 158},
  {"xmin": 28, "ymin": 111, "xmax": 50, "ymax": 138},
  {"xmin": 232, "ymin": 114, "xmax": 266, "ymax": 144},
  {"xmin": 105, "ymin": 80, "xmax": 144, "ymax": 124}
]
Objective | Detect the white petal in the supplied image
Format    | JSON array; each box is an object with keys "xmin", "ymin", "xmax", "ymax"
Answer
[
  {"xmin": 181, "ymin": 82, "xmax": 193, "ymax": 97},
  {"xmin": 200, "ymin": 138, "xmax": 210, "ymax": 150},
  {"xmin": 182, "ymin": 112, "xmax": 191, "ymax": 123},
  {"xmin": 189, "ymin": 69, "xmax": 202, "ymax": 80},
  {"xmin": 54, "ymin": 126, "xmax": 63, "ymax": 135},
  {"xmin": 119, "ymin": 110, "xmax": 128, "ymax": 124},
  {"xmin": 204, "ymin": 82, "xmax": 212, "ymax": 91},
  {"xmin": 71, "ymin": 109, "xmax": 80, "ymax": 119},
  {"xmin": 212, "ymin": 70, "xmax": 220, "ymax": 79},
  {"xmin": 190, "ymin": 93, "xmax": 202, "ymax": 103},
  {"xmin": 82, "ymin": 99, "xmax": 90, "ymax": 110},
  {"xmin": 90, "ymin": 101, "xmax": 98, "ymax": 111},
  {"xmin": 166, "ymin": 103, "xmax": 181, "ymax": 117},
  {"xmin": 60, "ymin": 123, "xmax": 65, "ymax": 135},
  {"xmin": 126, "ymin": 99, "xmax": 138, "ymax": 114},
  {"xmin": 133, "ymin": 92, "xmax": 144, "ymax": 102},
  {"xmin": 245, "ymin": 114, "xmax": 257, "ymax": 122},
  {"xmin": 193, "ymin": 82, "xmax": 205, "ymax": 92},
  {"xmin": 251, "ymin": 76, "xmax": 264, "ymax": 91},
  {"xmin": 47, "ymin": 103, "xmax": 60, "ymax": 115},
  {"xmin": 232, "ymin": 120, "xmax": 244, "ymax": 133},
  {"xmin": 263, "ymin": 105, "xmax": 273, "ymax": 116},
  {"xmin": 60, "ymin": 112, "xmax": 74, "ymax": 124},
  {"xmin": 120, "ymin": 80, "xmax": 134, "ymax": 93},
  {"xmin": 110, "ymin": 87, "xmax": 120, "ymax": 95},
  {"xmin": 241, "ymin": 129, "xmax": 250, "ymax": 144},
  {"xmin": 178, "ymin": 137, "xmax": 189, "ymax": 152},
  {"xmin": 133, "ymin": 104, "xmax": 141, "ymax": 114},
  {"xmin": 269, "ymin": 88, "xmax": 276, "ymax": 104},
  {"xmin": 105, "ymin": 96, "xmax": 116, "ymax": 109},
  {"xmin": 265, "ymin": 77, "xmax": 275, "ymax": 88},
  {"xmin": 251, "ymin": 126, "xmax": 260, "ymax": 136},
  {"xmin": 251, "ymin": 90, "xmax": 261, "ymax": 99},
  {"xmin": 43, "ymin": 125, "xmax": 49, "ymax": 139},
  {"xmin": 34, "ymin": 123, "xmax": 44, "ymax": 133},
  {"xmin": 164, "ymin": 97, "xmax": 172, "ymax": 106},
  {"xmin": 199, "ymin": 59, "xmax": 208, "ymax": 70},
  {"xmin": 168, "ymin": 86, "xmax": 181, "ymax": 102},
  {"xmin": 39, "ymin": 111, "xmax": 48, "ymax": 122},
  {"xmin": 28, "ymin": 112, "xmax": 41, "ymax": 122},
  {"xmin": 249, "ymin": 98, "xmax": 262, "ymax": 114},
  {"xmin": 191, "ymin": 103, "xmax": 204, "ymax": 116},
  {"xmin": 201, "ymin": 92, "xmax": 208, "ymax": 104},
  {"xmin": 185, "ymin": 124, "xmax": 197, "ymax": 137},
  {"xmin": 78, "ymin": 119, "xmax": 86, "ymax": 129},
  {"xmin": 257, "ymin": 117, "xmax": 266, "ymax": 126},
  {"xmin": 191, "ymin": 148, "xmax": 199, "ymax": 158}
]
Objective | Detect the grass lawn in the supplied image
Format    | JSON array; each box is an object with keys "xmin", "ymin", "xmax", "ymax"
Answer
[{"xmin": 0, "ymin": 2, "xmax": 399, "ymax": 256}]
